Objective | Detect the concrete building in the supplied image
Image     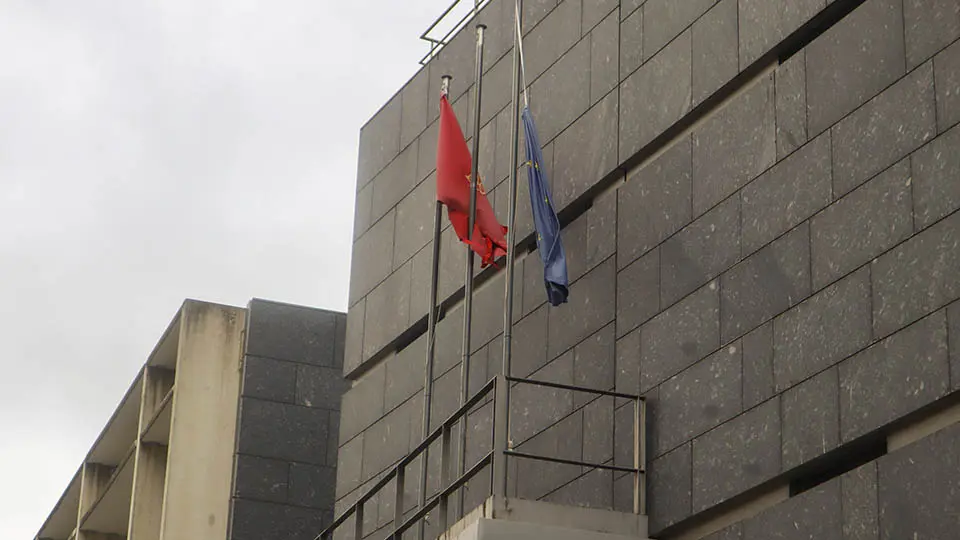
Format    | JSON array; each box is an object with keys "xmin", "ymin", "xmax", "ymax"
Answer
[
  {"xmin": 339, "ymin": 0, "xmax": 960, "ymax": 539},
  {"xmin": 35, "ymin": 299, "xmax": 346, "ymax": 540}
]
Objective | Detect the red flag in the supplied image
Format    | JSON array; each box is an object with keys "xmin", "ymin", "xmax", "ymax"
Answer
[{"xmin": 436, "ymin": 94, "xmax": 508, "ymax": 267}]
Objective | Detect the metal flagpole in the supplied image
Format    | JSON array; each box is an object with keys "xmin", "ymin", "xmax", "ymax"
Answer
[
  {"xmin": 494, "ymin": 0, "xmax": 523, "ymax": 500},
  {"xmin": 417, "ymin": 75, "xmax": 450, "ymax": 540},
  {"xmin": 457, "ymin": 21, "xmax": 486, "ymax": 520}
]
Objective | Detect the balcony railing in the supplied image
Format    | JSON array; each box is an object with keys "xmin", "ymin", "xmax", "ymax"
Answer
[
  {"xmin": 318, "ymin": 374, "xmax": 646, "ymax": 540},
  {"xmin": 418, "ymin": 0, "xmax": 493, "ymax": 65}
]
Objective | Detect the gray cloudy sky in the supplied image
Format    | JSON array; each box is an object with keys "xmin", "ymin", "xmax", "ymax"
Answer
[{"xmin": 0, "ymin": 0, "xmax": 456, "ymax": 536}]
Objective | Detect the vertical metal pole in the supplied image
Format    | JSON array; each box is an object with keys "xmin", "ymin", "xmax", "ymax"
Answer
[
  {"xmin": 355, "ymin": 501, "xmax": 364, "ymax": 540},
  {"xmin": 439, "ymin": 424, "xmax": 452, "ymax": 532},
  {"xmin": 633, "ymin": 398, "xmax": 642, "ymax": 515},
  {"xmin": 640, "ymin": 398, "xmax": 648, "ymax": 515},
  {"xmin": 395, "ymin": 466, "xmax": 406, "ymax": 530},
  {"xmin": 495, "ymin": 0, "xmax": 524, "ymax": 502},
  {"xmin": 458, "ymin": 22, "xmax": 486, "ymax": 520}
]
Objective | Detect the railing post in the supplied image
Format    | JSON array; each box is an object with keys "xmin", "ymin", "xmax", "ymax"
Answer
[
  {"xmin": 395, "ymin": 466, "xmax": 406, "ymax": 531},
  {"xmin": 633, "ymin": 398, "xmax": 643, "ymax": 515},
  {"xmin": 355, "ymin": 500, "xmax": 364, "ymax": 540},
  {"xmin": 439, "ymin": 423, "xmax": 452, "ymax": 532},
  {"xmin": 492, "ymin": 374, "xmax": 508, "ymax": 499}
]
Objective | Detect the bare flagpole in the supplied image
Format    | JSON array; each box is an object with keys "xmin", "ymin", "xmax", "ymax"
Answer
[{"xmin": 457, "ymin": 21, "xmax": 486, "ymax": 520}]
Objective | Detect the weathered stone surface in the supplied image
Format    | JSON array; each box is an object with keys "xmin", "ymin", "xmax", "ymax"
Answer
[
  {"xmin": 392, "ymin": 176, "xmax": 434, "ymax": 269},
  {"xmin": 326, "ymin": 410, "xmax": 339, "ymax": 468},
  {"xmin": 773, "ymin": 268, "xmax": 872, "ymax": 391},
  {"xmin": 617, "ymin": 247, "xmax": 660, "ymax": 338},
  {"xmin": 806, "ymin": 0, "xmax": 906, "ymax": 136},
  {"xmin": 344, "ymin": 299, "xmax": 364, "ymax": 375},
  {"xmin": 722, "ymin": 224, "xmax": 811, "ymax": 344},
  {"xmin": 383, "ymin": 335, "xmax": 426, "ymax": 412},
  {"xmin": 950, "ymin": 301, "xmax": 960, "ymax": 390},
  {"xmin": 641, "ymin": 282, "xmax": 720, "ymax": 392},
  {"xmin": 524, "ymin": 0, "xmax": 582, "ymax": 84},
  {"xmin": 739, "ymin": 0, "xmax": 825, "ymax": 67},
  {"xmin": 522, "ymin": 0, "xmax": 561, "ymax": 36},
  {"xmin": 582, "ymin": 394, "xmax": 615, "ymax": 463},
  {"xmin": 872, "ymin": 210, "xmax": 960, "ymax": 337},
  {"xmin": 839, "ymin": 311, "xmax": 949, "ymax": 442},
  {"xmin": 247, "ymin": 300, "xmax": 340, "ymax": 367},
  {"xmin": 354, "ymin": 182, "xmax": 373, "ymax": 240},
  {"xmin": 703, "ymin": 524, "xmax": 742, "ymax": 540},
  {"xmin": 590, "ymin": 11, "xmax": 619, "ymax": 104},
  {"xmin": 743, "ymin": 480, "xmax": 842, "ymax": 540},
  {"xmin": 742, "ymin": 322, "xmax": 775, "ymax": 409},
  {"xmin": 231, "ymin": 499, "xmax": 328, "ymax": 540},
  {"xmin": 400, "ymin": 68, "xmax": 429, "ymax": 150},
  {"xmin": 583, "ymin": 0, "xmax": 617, "ymax": 33},
  {"xmin": 349, "ymin": 210, "xmax": 395, "ymax": 305},
  {"xmin": 831, "ymin": 61, "xmax": 937, "ymax": 197},
  {"xmin": 235, "ymin": 454, "xmax": 288, "ymax": 503},
  {"xmin": 620, "ymin": 30, "xmax": 692, "ymax": 159},
  {"xmin": 416, "ymin": 119, "xmax": 438, "ymax": 182},
  {"xmin": 296, "ymin": 364, "xmax": 346, "ymax": 411},
  {"xmin": 655, "ymin": 345, "xmax": 742, "ymax": 456},
  {"xmin": 692, "ymin": 75, "xmax": 776, "ymax": 215},
  {"xmin": 811, "ymin": 159, "xmax": 914, "ymax": 289},
  {"xmin": 336, "ymin": 432, "xmax": 363, "ymax": 496},
  {"xmin": 782, "ymin": 367, "xmax": 839, "ymax": 470},
  {"xmin": 370, "ymin": 139, "xmax": 418, "ymax": 225},
  {"xmin": 616, "ymin": 330, "xmax": 640, "ymax": 395},
  {"xmin": 741, "ymin": 132, "xmax": 832, "ymax": 255},
  {"xmin": 357, "ymin": 95, "xmax": 401, "ymax": 189},
  {"xmin": 530, "ymin": 37, "xmax": 591, "ymax": 146},
  {"xmin": 239, "ymin": 398, "xmax": 330, "ymax": 465},
  {"xmin": 903, "ymin": 0, "xmax": 960, "ymax": 69},
  {"xmin": 842, "ymin": 462, "xmax": 880, "ymax": 540},
  {"xmin": 544, "ymin": 468, "xmax": 614, "ymax": 511},
  {"xmin": 878, "ymin": 422, "xmax": 960, "ymax": 540},
  {"xmin": 620, "ymin": 6, "xmax": 643, "ymax": 80},
  {"xmin": 643, "ymin": 0, "xmax": 714, "ymax": 63},
  {"xmin": 243, "ymin": 355, "xmax": 296, "ymax": 404},
  {"xmin": 621, "ymin": 0, "xmax": 643, "ymax": 20},
  {"xmin": 776, "ymin": 51, "xmax": 808, "ymax": 159},
  {"xmin": 361, "ymin": 262, "xmax": 411, "ymax": 362},
  {"xmin": 553, "ymin": 90, "xmax": 619, "ymax": 208},
  {"xmin": 548, "ymin": 257, "xmax": 616, "ymax": 360},
  {"xmin": 289, "ymin": 463, "xmax": 336, "ymax": 509},
  {"xmin": 911, "ymin": 124, "xmax": 960, "ymax": 230},
  {"xmin": 935, "ymin": 40, "xmax": 960, "ymax": 131},
  {"xmin": 618, "ymin": 136, "xmax": 693, "ymax": 268},
  {"xmin": 339, "ymin": 363, "xmax": 385, "ymax": 443},
  {"xmin": 573, "ymin": 323, "xmax": 616, "ymax": 400},
  {"xmin": 648, "ymin": 443, "xmax": 692, "ymax": 532},
  {"xmin": 512, "ymin": 305, "xmax": 549, "ymax": 378},
  {"xmin": 515, "ymin": 413, "xmax": 583, "ymax": 499},
  {"xmin": 361, "ymin": 397, "xmax": 419, "ymax": 480},
  {"xmin": 692, "ymin": 0, "xmax": 738, "ymax": 105},
  {"xmin": 692, "ymin": 398, "xmax": 781, "ymax": 512}
]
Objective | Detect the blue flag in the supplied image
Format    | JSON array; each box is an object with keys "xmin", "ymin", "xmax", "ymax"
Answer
[{"xmin": 522, "ymin": 106, "xmax": 568, "ymax": 306}]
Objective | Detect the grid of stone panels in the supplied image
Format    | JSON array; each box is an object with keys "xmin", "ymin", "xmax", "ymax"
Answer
[
  {"xmin": 230, "ymin": 300, "xmax": 348, "ymax": 540},
  {"xmin": 340, "ymin": 0, "xmax": 960, "ymax": 538}
]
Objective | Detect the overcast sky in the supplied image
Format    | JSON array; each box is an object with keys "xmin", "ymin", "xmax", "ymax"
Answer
[{"xmin": 0, "ymin": 0, "xmax": 461, "ymax": 536}]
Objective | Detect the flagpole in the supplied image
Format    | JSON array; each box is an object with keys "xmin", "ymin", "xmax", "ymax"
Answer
[
  {"xmin": 417, "ymin": 75, "xmax": 450, "ymax": 540},
  {"xmin": 457, "ymin": 22, "xmax": 486, "ymax": 520},
  {"xmin": 494, "ymin": 0, "xmax": 523, "ymax": 500}
]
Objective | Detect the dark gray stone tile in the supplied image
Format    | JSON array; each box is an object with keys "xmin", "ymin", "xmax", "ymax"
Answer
[
  {"xmin": 357, "ymin": 94, "xmax": 401, "ymax": 189},
  {"xmin": 583, "ymin": 395, "xmax": 615, "ymax": 464},
  {"xmin": 336, "ymin": 432, "xmax": 363, "ymax": 497},
  {"xmin": 522, "ymin": 0, "xmax": 560, "ymax": 35},
  {"xmin": 878, "ymin": 422, "xmax": 960, "ymax": 540},
  {"xmin": 782, "ymin": 367, "xmax": 839, "ymax": 470},
  {"xmin": 326, "ymin": 411, "xmax": 339, "ymax": 468},
  {"xmin": 469, "ymin": 271, "xmax": 507, "ymax": 354},
  {"xmin": 513, "ymin": 353, "xmax": 576, "ymax": 444},
  {"xmin": 617, "ymin": 247, "xmax": 660, "ymax": 338},
  {"xmin": 514, "ymin": 413, "xmax": 583, "ymax": 499},
  {"xmin": 361, "ymin": 261, "xmax": 411, "ymax": 362},
  {"xmin": 231, "ymin": 499, "xmax": 327, "ymax": 540},
  {"xmin": 543, "ymin": 468, "xmax": 614, "ymax": 511},
  {"xmin": 512, "ymin": 305, "xmax": 549, "ymax": 378},
  {"xmin": 618, "ymin": 136, "xmax": 693, "ymax": 268},
  {"xmin": 370, "ymin": 139, "xmax": 418, "ymax": 225},
  {"xmin": 479, "ymin": 58, "xmax": 513, "ymax": 131},
  {"xmin": 400, "ymin": 68, "xmax": 429, "ymax": 150},
  {"xmin": 742, "ymin": 322, "xmax": 775, "ymax": 409},
  {"xmin": 573, "ymin": 324, "xmax": 616, "ymax": 403},
  {"xmin": 530, "ymin": 36, "xmax": 591, "ymax": 145},
  {"xmin": 722, "ymin": 223, "xmax": 811, "ymax": 344},
  {"xmin": 547, "ymin": 257, "xmax": 616, "ymax": 360},
  {"xmin": 692, "ymin": 74, "xmax": 777, "ymax": 215},
  {"xmin": 648, "ymin": 443, "xmax": 692, "ymax": 532},
  {"xmin": 583, "ymin": 0, "xmax": 617, "ymax": 32},
  {"xmin": 950, "ymin": 302, "xmax": 960, "ymax": 390},
  {"xmin": 349, "ymin": 210, "xmax": 395, "ymax": 305},
  {"xmin": 842, "ymin": 462, "xmax": 879, "ymax": 540},
  {"xmin": 339, "ymin": 363, "xmax": 385, "ymax": 443},
  {"xmin": 703, "ymin": 523, "xmax": 742, "ymax": 540},
  {"xmin": 426, "ymin": 24, "xmax": 479, "ymax": 123},
  {"xmin": 935, "ymin": 40, "xmax": 960, "ymax": 131},
  {"xmin": 296, "ymin": 364, "xmax": 346, "ymax": 411},
  {"xmin": 235, "ymin": 455, "xmax": 288, "ymax": 503},
  {"xmin": 872, "ymin": 210, "xmax": 960, "ymax": 337},
  {"xmin": 621, "ymin": 0, "xmax": 643, "ymax": 20},
  {"xmin": 692, "ymin": 0, "xmax": 738, "ymax": 105},
  {"xmin": 839, "ymin": 311, "xmax": 950, "ymax": 442},
  {"xmin": 496, "ymin": 140, "xmax": 540, "ymax": 244},
  {"xmin": 903, "ymin": 0, "xmax": 960, "ymax": 69},
  {"xmin": 590, "ymin": 11, "xmax": 619, "ymax": 105},
  {"xmin": 361, "ymin": 397, "xmax": 416, "ymax": 480},
  {"xmin": 641, "ymin": 282, "xmax": 721, "ymax": 392},
  {"xmin": 492, "ymin": 105, "xmax": 515, "ymax": 187},
  {"xmin": 831, "ymin": 61, "xmax": 937, "ymax": 197},
  {"xmin": 620, "ymin": 30, "xmax": 692, "ymax": 159},
  {"xmin": 739, "ymin": 0, "xmax": 825, "ymax": 67},
  {"xmin": 392, "ymin": 176, "xmax": 435, "ymax": 270},
  {"xmin": 776, "ymin": 50, "xmax": 808, "ymax": 159},
  {"xmin": 773, "ymin": 268, "xmax": 872, "ymax": 391},
  {"xmin": 383, "ymin": 335, "xmax": 426, "ymax": 412},
  {"xmin": 741, "ymin": 132, "xmax": 832, "ymax": 255},
  {"xmin": 416, "ymin": 119, "xmax": 438, "ymax": 182},
  {"xmin": 615, "ymin": 330, "xmax": 640, "ymax": 395},
  {"xmin": 334, "ymin": 314, "xmax": 346, "ymax": 371},
  {"xmin": 661, "ymin": 196, "xmax": 741, "ymax": 306},
  {"xmin": 238, "ymin": 398, "xmax": 329, "ymax": 465},
  {"xmin": 742, "ymin": 480, "xmax": 842, "ymax": 540},
  {"xmin": 806, "ymin": 0, "xmax": 906, "ymax": 136},
  {"xmin": 354, "ymin": 182, "xmax": 373, "ymax": 240},
  {"xmin": 553, "ymin": 90, "xmax": 619, "ymax": 208},
  {"xmin": 428, "ymin": 365, "xmax": 461, "ymax": 431},
  {"xmin": 620, "ymin": 6, "xmax": 643, "ymax": 80},
  {"xmin": 912, "ymin": 124, "xmax": 960, "ymax": 230},
  {"xmin": 812, "ymin": 159, "xmax": 913, "ymax": 289},
  {"xmin": 613, "ymin": 471, "xmax": 635, "ymax": 514},
  {"xmin": 289, "ymin": 463, "xmax": 336, "ymax": 509},
  {"xmin": 243, "ymin": 356, "xmax": 296, "ymax": 403},
  {"xmin": 642, "ymin": 0, "xmax": 714, "ymax": 62},
  {"xmin": 524, "ymin": 0, "xmax": 582, "ymax": 83},
  {"xmin": 407, "ymin": 242, "xmax": 432, "ymax": 326},
  {"xmin": 692, "ymin": 398, "xmax": 781, "ymax": 512},
  {"xmin": 655, "ymin": 345, "xmax": 743, "ymax": 456},
  {"xmin": 247, "ymin": 300, "xmax": 340, "ymax": 367}
]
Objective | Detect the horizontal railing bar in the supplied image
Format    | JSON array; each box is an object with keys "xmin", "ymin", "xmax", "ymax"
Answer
[
  {"xmin": 504, "ymin": 450, "xmax": 644, "ymax": 474},
  {"xmin": 418, "ymin": 0, "xmax": 492, "ymax": 65},
  {"xmin": 418, "ymin": 0, "xmax": 464, "ymax": 41},
  {"xmin": 390, "ymin": 451, "xmax": 495, "ymax": 539},
  {"xmin": 505, "ymin": 376, "xmax": 643, "ymax": 401}
]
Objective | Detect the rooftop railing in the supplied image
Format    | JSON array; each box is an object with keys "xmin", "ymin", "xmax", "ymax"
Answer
[{"xmin": 418, "ymin": 0, "xmax": 493, "ymax": 65}]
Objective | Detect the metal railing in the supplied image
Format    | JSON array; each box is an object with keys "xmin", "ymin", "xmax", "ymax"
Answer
[
  {"xmin": 418, "ymin": 0, "xmax": 493, "ymax": 65},
  {"xmin": 318, "ymin": 375, "xmax": 646, "ymax": 540}
]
